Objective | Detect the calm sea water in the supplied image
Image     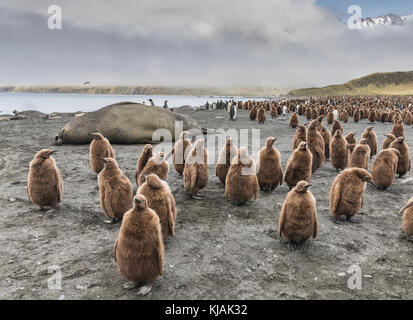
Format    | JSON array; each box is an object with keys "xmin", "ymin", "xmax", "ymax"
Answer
[{"xmin": 0, "ymin": 92, "xmax": 272, "ymax": 115}]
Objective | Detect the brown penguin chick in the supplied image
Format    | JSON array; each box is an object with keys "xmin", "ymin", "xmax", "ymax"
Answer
[
  {"xmin": 399, "ymin": 198, "xmax": 413, "ymax": 240},
  {"xmin": 326, "ymin": 110, "xmax": 334, "ymax": 125},
  {"xmin": 345, "ymin": 132, "xmax": 357, "ymax": 154},
  {"xmin": 311, "ymin": 108, "xmax": 318, "ymax": 120},
  {"xmin": 225, "ymin": 147, "xmax": 259, "ymax": 205},
  {"xmin": 305, "ymin": 107, "xmax": 312, "ymax": 120},
  {"xmin": 216, "ymin": 137, "xmax": 238, "ymax": 184},
  {"xmin": 270, "ymin": 106, "xmax": 278, "ymax": 118},
  {"xmin": 361, "ymin": 126, "xmax": 377, "ymax": 158},
  {"xmin": 27, "ymin": 149, "xmax": 63, "ymax": 209},
  {"xmin": 339, "ymin": 110, "xmax": 349, "ymax": 123},
  {"xmin": 292, "ymin": 125, "xmax": 307, "ymax": 150},
  {"xmin": 353, "ymin": 109, "xmax": 360, "ymax": 123},
  {"xmin": 277, "ymin": 105, "xmax": 282, "ymax": 115},
  {"xmin": 249, "ymin": 106, "xmax": 258, "ymax": 120},
  {"xmin": 389, "ymin": 137, "xmax": 411, "ymax": 177},
  {"xmin": 257, "ymin": 107, "xmax": 267, "ymax": 124},
  {"xmin": 404, "ymin": 112, "xmax": 413, "ymax": 125},
  {"xmin": 114, "ymin": 195, "xmax": 164, "ymax": 295},
  {"xmin": 135, "ymin": 144, "xmax": 153, "ymax": 183},
  {"xmin": 183, "ymin": 139, "xmax": 209, "ymax": 199},
  {"xmin": 329, "ymin": 168, "xmax": 374, "ymax": 224},
  {"xmin": 172, "ymin": 131, "xmax": 192, "ymax": 176},
  {"xmin": 331, "ymin": 120, "xmax": 343, "ymax": 137},
  {"xmin": 391, "ymin": 120, "xmax": 405, "ymax": 138},
  {"xmin": 320, "ymin": 126, "xmax": 332, "ymax": 160},
  {"xmin": 278, "ymin": 181, "xmax": 318, "ymax": 250},
  {"xmin": 137, "ymin": 152, "xmax": 169, "ymax": 186},
  {"xmin": 371, "ymin": 148, "xmax": 402, "ymax": 190},
  {"xmin": 284, "ymin": 142, "xmax": 313, "ymax": 190},
  {"xmin": 89, "ymin": 132, "xmax": 115, "ymax": 174},
  {"xmin": 289, "ymin": 112, "xmax": 299, "ymax": 128},
  {"xmin": 315, "ymin": 115, "xmax": 324, "ymax": 132},
  {"xmin": 98, "ymin": 157, "xmax": 133, "ymax": 224},
  {"xmin": 256, "ymin": 137, "xmax": 283, "ymax": 191},
  {"xmin": 368, "ymin": 110, "xmax": 376, "ymax": 123},
  {"xmin": 137, "ymin": 174, "xmax": 176, "ymax": 241},
  {"xmin": 330, "ymin": 130, "xmax": 350, "ymax": 171},
  {"xmin": 307, "ymin": 120, "xmax": 326, "ymax": 173},
  {"xmin": 349, "ymin": 139, "xmax": 371, "ymax": 170},
  {"xmin": 382, "ymin": 133, "xmax": 396, "ymax": 150}
]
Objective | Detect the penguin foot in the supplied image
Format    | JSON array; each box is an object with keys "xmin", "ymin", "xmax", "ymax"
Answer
[
  {"xmin": 288, "ymin": 241, "xmax": 299, "ymax": 251},
  {"xmin": 406, "ymin": 236, "xmax": 413, "ymax": 243},
  {"xmin": 347, "ymin": 216, "xmax": 360, "ymax": 224},
  {"xmin": 104, "ymin": 218, "xmax": 117, "ymax": 224},
  {"xmin": 192, "ymin": 195, "xmax": 203, "ymax": 200},
  {"xmin": 332, "ymin": 217, "xmax": 344, "ymax": 225},
  {"xmin": 137, "ymin": 285, "xmax": 152, "ymax": 296},
  {"xmin": 122, "ymin": 281, "xmax": 139, "ymax": 290}
]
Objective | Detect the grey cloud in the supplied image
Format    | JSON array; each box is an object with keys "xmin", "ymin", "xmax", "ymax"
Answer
[{"xmin": 0, "ymin": 0, "xmax": 412, "ymax": 88}]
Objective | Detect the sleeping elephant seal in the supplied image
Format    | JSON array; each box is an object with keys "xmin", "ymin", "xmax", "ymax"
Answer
[{"xmin": 55, "ymin": 102, "xmax": 201, "ymax": 145}]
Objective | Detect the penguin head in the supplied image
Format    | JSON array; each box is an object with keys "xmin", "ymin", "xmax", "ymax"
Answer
[
  {"xmin": 99, "ymin": 157, "xmax": 118, "ymax": 169},
  {"xmin": 142, "ymin": 144, "xmax": 153, "ymax": 155},
  {"xmin": 298, "ymin": 125, "xmax": 307, "ymax": 133},
  {"xmin": 352, "ymin": 168, "xmax": 373, "ymax": 183},
  {"xmin": 266, "ymin": 137, "xmax": 276, "ymax": 148},
  {"xmin": 366, "ymin": 126, "xmax": 373, "ymax": 132},
  {"xmin": 225, "ymin": 137, "xmax": 233, "ymax": 147},
  {"xmin": 133, "ymin": 194, "xmax": 147, "ymax": 209},
  {"xmin": 194, "ymin": 138, "xmax": 205, "ymax": 149},
  {"xmin": 180, "ymin": 131, "xmax": 189, "ymax": 140},
  {"xmin": 396, "ymin": 136, "xmax": 405, "ymax": 144},
  {"xmin": 346, "ymin": 132, "xmax": 355, "ymax": 139},
  {"xmin": 298, "ymin": 142, "xmax": 308, "ymax": 150},
  {"xmin": 238, "ymin": 147, "xmax": 252, "ymax": 166},
  {"xmin": 89, "ymin": 132, "xmax": 104, "ymax": 140},
  {"xmin": 154, "ymin": 152, "xmax": 165, "ymax": 163},
  {"xmin": 36, "ymin": 149, "xmax": 56, "ymax": 159},
  {"xmin": 146, "ymin": 174, "xmax": 163, "ymax": 189},
  {"xmin": 295, "ymin": 181, "xmax": 311, "ymax": 193},
  {"xmin": 359, "ymin": 138, "xmax": 368, "ymax": 145},
  {"xmin": 334, "ymin": 130, "xmax": 342, "ymax": 138}
]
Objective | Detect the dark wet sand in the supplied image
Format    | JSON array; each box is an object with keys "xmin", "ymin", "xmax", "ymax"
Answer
[{"xmin": 1, "ymin": 108, "xmax": 413, "ymax": 299}]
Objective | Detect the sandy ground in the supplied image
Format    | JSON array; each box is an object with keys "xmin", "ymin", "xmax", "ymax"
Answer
[{"xmin": 1, "ymin": 108, "xmax": 413, "ymax": 300}]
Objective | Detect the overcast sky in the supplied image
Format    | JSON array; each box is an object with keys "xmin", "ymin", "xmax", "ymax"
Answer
[{"xmin": 1, "ymin": 0, "xmax": 412, "ymax": 89}]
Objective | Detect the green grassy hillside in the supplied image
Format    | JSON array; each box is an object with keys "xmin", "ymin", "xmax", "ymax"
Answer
[{"xmin": 289, "ymin": 71, "xmax": 413, "ymax": 97}]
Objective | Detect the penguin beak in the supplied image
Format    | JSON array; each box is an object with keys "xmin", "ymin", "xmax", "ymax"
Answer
[
  {"xmin": 49, "ymin": 150, "xmax": 56, "ymax": 155},
  {"xmin": 366, "ymin": 180, "xmax": 377, "ymax": 188},
  {"xmin": 98, "ymin": 157, "xmax": 107, "ymax": 163},
  {"xmin": 305, "ymin": 184, "xmax": 312, "ymax": 189}
]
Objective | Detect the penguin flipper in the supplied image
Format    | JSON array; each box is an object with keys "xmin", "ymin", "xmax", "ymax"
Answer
[
  {"xmin": 278, "ymin": 204, "xmax": 286, "ymax": 237},
  {"xmin": 167, "ymin": 198, "xmax": 175, "ymax": 236},
  {"xmin": 313, "ymin": 211, "xmax": 318, "ymax": 238},
  {"xmin": 53, "ymin": 168, "xmax": 63, "ymax": 203},
  {"xmin": 189, "ymin": 165, "xmax": 198, "ymax": 191},
  {"xmin": 330, "ymin": 183, "xmax": 341, "ymax": 215},
  {"xmin": 114, "ymin": 238, "xmax": 118, "ymax": 263}
]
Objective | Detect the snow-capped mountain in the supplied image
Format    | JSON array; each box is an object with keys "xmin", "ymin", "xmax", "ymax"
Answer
[{"xmin": 358, "ymin": 13, "xmax": 413, "ymax": 29}]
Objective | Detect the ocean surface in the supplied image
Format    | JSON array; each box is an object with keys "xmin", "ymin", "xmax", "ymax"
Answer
[{"xmin": 0, "ymin": 92, "xmax": 272, "ymax": 115}]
